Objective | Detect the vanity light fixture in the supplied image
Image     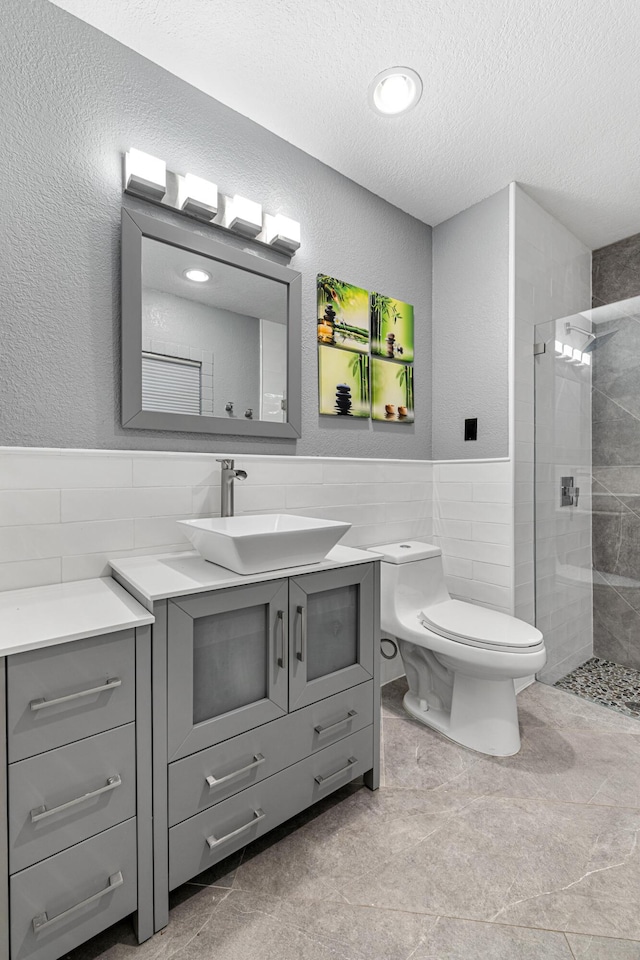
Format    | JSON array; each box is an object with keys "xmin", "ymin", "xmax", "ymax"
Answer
[
  {"xmin": 369, "ymin": 67, "xmax": 423, "ymax": 116},
  {"xmin": 264, "ymin": 213, "xmax": 301, "ymax": 253},
  {"xmin": 223, "ymin": 195, "xmax": 263, "ymax": 238},
  {"xmin": 123, "ymin": 149, "xmax": 300, "ymax": 256},
  {"xmin": 124, "ymin": 148, "xmax": 167, "ymax": 201},
  {"xmin": 581, "ymin": 352, "xmax": 591, "ymax": 366},
  {"xmin": 554, "ymin": 340, "xmax": 564, "ymax": 354},
  {"xmin": 183, "ymin": 268, "xmax": 211, "ymax": 283},
  {"xmin": 177, "ymin": 173, "xmax": 218, "ymax": 221}
]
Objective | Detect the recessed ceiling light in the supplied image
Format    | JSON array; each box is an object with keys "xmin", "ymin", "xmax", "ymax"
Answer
[
  {"xmin": 369, "ymin": 67, "xmax": 423, "ymax": 116},
  {"xmin": 183, "ymin": 268, "xmax": 211, "ymax": 283}
]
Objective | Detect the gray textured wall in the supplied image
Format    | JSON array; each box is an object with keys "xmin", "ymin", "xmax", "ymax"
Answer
[
  {"xmin": 143, "ymin": 292, "xmax": 261, "ymax": 417},
  {"xmin": 431, "ymin": 189, "xmax": 510, "ymax": 460},
  {"xmin": 0, "ymin": 0, "xmax": 432, "ymax": 458}
]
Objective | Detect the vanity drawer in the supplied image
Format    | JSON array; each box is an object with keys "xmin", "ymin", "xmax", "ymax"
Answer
[
  {"xmin": 8, "ymin": 631, "xmax": 135, "ymax": 762},
  {"xmin": 9, "ymin": 724, "xmax": 136, "ymax": 874},
  {"xmin": 168, "ymin": 681, "xmax": 373, "ymax": 825},
  {"xmin": 10, "ymin": 818, "xmax": 137, "ymax": 960},
  {"xmin": 169, "ymin": 725, "xmax": 373, "ymax": 889}
]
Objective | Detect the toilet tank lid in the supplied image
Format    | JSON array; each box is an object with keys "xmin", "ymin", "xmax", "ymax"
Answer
[{"xmin": 367, "ymin": 541, "xmax": 441, "ymax": 563}]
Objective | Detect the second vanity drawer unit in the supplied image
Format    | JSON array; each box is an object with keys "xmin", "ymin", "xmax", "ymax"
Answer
[
  {"xmin": 0, "ymin": 579, "xmax": 155, "ymax": 960},
  {"xmin": 111, "ymin": 545, "xmax": 381, "ymax": 933}
]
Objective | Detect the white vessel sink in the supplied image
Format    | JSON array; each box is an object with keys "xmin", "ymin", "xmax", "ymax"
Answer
[{"xmin": 177, "ymin": 514, "xmax": 351, "ymax": 574}]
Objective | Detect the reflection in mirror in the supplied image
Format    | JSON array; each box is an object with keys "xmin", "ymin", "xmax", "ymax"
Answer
[{"xmin": 141, "ymin": 238, "xmax": 288, "ymax": 423}]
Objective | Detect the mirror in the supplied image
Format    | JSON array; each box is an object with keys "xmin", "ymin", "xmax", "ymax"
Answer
[{"xmin": 121, "ymin": 209, "xmax": 301, "ymax": 438}]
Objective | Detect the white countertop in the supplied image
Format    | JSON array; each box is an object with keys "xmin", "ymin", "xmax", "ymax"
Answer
[
  {"xmin": 0, "ymin": 578, "xmax": 155, "ymax": 657},
  {"xmin": 110, "ymin": 545, "xmax": 380, "ymax": 604}
]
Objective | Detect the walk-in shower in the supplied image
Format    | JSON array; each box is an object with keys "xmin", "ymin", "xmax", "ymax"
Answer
[{"xmin": 534, "ymin": 295, "xmax": 640, "ymax": 718}]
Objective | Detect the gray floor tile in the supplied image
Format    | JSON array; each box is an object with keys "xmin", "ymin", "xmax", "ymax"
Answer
[
  {"xmin": 519, "ymin": 681, "xmax": 640, "ymax": 734},
  {"xmin": 383, "ymin": 712, "xmax": 640, "ymax": 807},
  {"xmin": 233, "ymin": 783, "xmax": 473, "ymax": 901},
  {"xmin": 168, "ymin": 890, "xmax": 574, "ymax": 960},
  {"xmin": 566, "ymin": 933, "xmax": 640, "ymax": 958},
  {"xmin": 340, "ymin": 797, "xmax": 640, "ymax": 940}
]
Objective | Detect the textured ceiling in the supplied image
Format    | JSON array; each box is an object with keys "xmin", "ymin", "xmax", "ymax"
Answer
[{"xmin": 50, "ymin": 0, "xmax": 640, "ymax": 248}]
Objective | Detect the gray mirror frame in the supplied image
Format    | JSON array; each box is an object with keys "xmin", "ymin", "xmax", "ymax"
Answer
[{"xmin": 121, "ymin": 208, "xmax": 302, "ymax": 439}]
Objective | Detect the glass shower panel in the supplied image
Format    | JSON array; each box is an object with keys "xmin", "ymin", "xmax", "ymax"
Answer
[{"xmin": 534, "ymin": 316, "xmax": 593, "ymax": 683}]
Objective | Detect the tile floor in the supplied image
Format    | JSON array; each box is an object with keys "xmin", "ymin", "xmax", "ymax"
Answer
[
  {"xmin": 556, "ymin": 657, "xmax": 640, "ymax": 718},
  {"xmin": 69, "ymin": 680, "xmax": 640, "ymax": 960}
]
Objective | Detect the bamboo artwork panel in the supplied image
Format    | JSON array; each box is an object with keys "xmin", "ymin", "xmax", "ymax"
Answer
[
  {"xmin": 317, "ymin": 275, "xmax": 370, "ymax": 353},
  {"xmin": 370, "ymin": 292, "xmax": 414, "ymax": 362},
  {"xmin": 318, "ymin": 345, "xmax": 370, "ymax": 417},
  {"xmin": 371, "ymin": 357, "xmax": 414, "ymax": 423}
]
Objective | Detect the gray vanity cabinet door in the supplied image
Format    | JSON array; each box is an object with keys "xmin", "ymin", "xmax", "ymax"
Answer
[
  {"xmin": 289, "ymin": 564, "xmax": 374, "ymax": 710},
  {"xmin": 167, "ymin": 581, "xmax": 289, "ymax": 761}
]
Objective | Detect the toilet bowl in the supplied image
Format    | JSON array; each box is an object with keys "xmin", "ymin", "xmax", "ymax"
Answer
[{"xmin": 369, "ymin": 541, "xmax": 546, "ymax": 757}]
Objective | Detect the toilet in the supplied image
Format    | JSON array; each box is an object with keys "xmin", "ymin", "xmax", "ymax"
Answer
[{"xmin": 370, "ymin": 541, "xmax": 546, "ymax": 757}]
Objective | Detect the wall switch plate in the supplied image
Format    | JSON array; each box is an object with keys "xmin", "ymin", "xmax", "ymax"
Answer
[{"xmin": 464, "ymin": 418, "xmax": 478, "ymax": 441}]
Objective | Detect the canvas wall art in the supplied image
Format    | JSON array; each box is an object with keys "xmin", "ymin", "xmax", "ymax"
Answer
[
  {"xmin": 371, "ymin": 357, "xmax": 414, "ymax": 422},
  {"xmin": 371, "ymin": 292, "xmax": 414, "ymax": 362},
  {"xmin": 318, "ymin": 345, "xmax": 370, "ymax": 417},
  {"xmin": 317, "ymin": 275, "xmax": 370, "ymax": 353}
]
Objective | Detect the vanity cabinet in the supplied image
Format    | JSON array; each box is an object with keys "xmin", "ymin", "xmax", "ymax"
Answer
[
  {"xmin": 0, "ymin": 580, "xmax": 154, "ymax": 960},
  {"xmin": 110, "ymin": 546, "xmax": 380, "ymax": 934},
  {"xmin": 162, "ymin": 562, "xmax": 378, "ymax": 906},
  {"xmin": 166, "ymin": 564, "xmax": 375, "ymax": 761}
]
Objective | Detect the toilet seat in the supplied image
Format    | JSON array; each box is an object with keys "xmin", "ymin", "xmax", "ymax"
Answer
[{"xmin": 420, "ymin": 599, "xmax": 543, "ymax": 652}]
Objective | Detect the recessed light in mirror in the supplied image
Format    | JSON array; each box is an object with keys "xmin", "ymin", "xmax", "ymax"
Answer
[
  {"xmin": 183, "ymin": 268, "xmax": 211, "ymax": 283},
  {"xmin": 369, "ymin": 67, "xmax": 423, "ymax": 116}
]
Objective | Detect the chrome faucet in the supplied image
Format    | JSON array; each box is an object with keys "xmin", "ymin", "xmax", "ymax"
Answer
[{"xmin": 217, "ymin": 459, "xmax": 247, "ymax": 517}]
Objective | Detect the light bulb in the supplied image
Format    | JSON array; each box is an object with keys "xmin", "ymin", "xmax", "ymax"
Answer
[
  {"xmin": 184, "ymin": 268, "xmax": 210, "ymax": 283},
  {"xmin": 369, "ymin": 67, "xmax": 422, "ymax": 116}
]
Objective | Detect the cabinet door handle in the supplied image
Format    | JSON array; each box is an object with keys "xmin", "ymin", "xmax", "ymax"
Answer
[
  {"xmin": 206, "ymin": 808, "xmax": 265, "ymax": 849},
  {"xmin": 314, "ymin": 757, "xmax": 358, "ymax": 786},
  {"xmin": 276, "ymin": 609, "xmax": 286, "ymax": 669},
  {"xmin": 314, "ymin": 710, "xmax": 357, "ymax": 735},
  {"xmin": 205, "ymin": 754, "xmax": 265, "ymax": 790},
  {"xmin": 30, "ymin": 775, "xmax": 122, "ymax": 822},
  {"xmin": 30, "ymin": 677, "xmax": 121, "ymax": 711},
  {"xmin": 296, "ymin": 604, "xmax": 307, "ymax": 662},
  {"xmin": 32, "ymin": 871, "xmax": 124, "ymax": 932}
]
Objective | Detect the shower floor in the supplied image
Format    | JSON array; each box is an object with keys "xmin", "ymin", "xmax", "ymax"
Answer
[{"xmin": 555, "ymin": 656, "xmax": 640, "ymax": 718}]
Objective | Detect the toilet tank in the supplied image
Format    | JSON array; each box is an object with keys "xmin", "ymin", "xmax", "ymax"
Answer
[{"xmin": 368, "ymin": 541, "xmax": 451, "ymax": 634}]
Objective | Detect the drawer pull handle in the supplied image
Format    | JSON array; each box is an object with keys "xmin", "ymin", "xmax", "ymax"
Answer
[
  {"xmin": 276, "ymin": 610, "xmax": 286, "ymax": 669},
  {"xmin": 30, "ymin": 677, "xmax": 122, "ymax": 711},
  {"xmin": 296, "ymin": 604, "xmax": 307, "ymax": 662},
  {"xmin": 205, "ymin": 754, "xmax": 265, "ymax": 790},
  {"xmin": 315, "ymin": 757, "xmax": 358, "ymax": 786},
  {"xmin": 32, "ymin": 871, "xmax": 124, "ymax": 932},
  {"xmin": 30, "ymin": 775, "xmax": 122, "ymax": 823},
  {"xmin": 206, "ymin": 808, "xmax": 265, "ymax": 849},
  {"xmin": 314, "ymin": 710, "xmax": 357, "ymax": 735}
]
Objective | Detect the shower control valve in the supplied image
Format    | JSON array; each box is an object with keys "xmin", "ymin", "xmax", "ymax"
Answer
[{"xmin": 561, "ymin": 477, "xmax": 580, "ymax": 508}]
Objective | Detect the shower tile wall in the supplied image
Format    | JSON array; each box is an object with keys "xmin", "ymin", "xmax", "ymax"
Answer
[{"xmin": 591, "ymin": 235, "xmax": 640, "ymax": 670}]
